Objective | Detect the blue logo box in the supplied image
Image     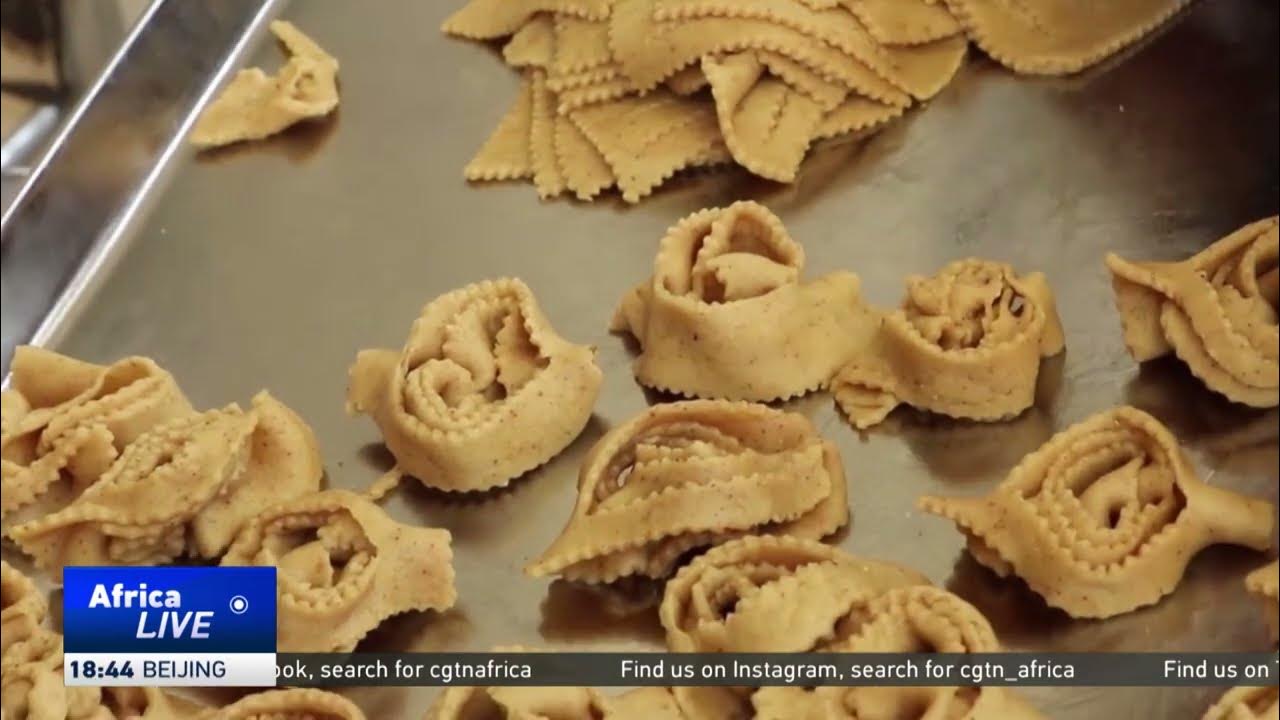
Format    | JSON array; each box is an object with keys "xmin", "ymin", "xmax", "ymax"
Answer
[{"xmin": 63, "ymin": 567, "xmax": 277, "ymax": 654}]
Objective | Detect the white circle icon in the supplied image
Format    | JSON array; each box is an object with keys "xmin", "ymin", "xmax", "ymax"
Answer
[{"xmin": 229, "ymin": 595, "xmax": 249, "ymax": 614}]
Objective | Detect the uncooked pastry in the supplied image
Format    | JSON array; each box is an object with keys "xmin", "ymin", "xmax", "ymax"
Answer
[
  {"xmin": 943, "ymin": 0, "xmax": 1191, "ymax": 75},
  {"xmin": 920, "ymin": 406, "xmax": 1276, "ymax": 618},
  {"xmin": 1, "ymin": 347, "xmax": 191, "ymax": 527},
  {"xmin": 190, "ymin": 21, "xmax": 340, "ymax": 149},
  {"xmin": 1106, "ymin": 216, "xmax": 1279, "ymax": 408},
  {"xmin": 348, "ymin": 278, "xmax": 602, "ymax": 493},
  {"xmin": 612, "ymin": 201, "xmax": 878, "ymax": 401},
  {"xmin": 833, "ymin": 258, "xmax": 1064, "ymax": 428},
  {"xmin": 221, "ymin": 489, "xmax": 456, "ymax": 652},
  {"xmin": 9, "ymin": 392, "xmax": 322, "ymax": 572},
  {"xmin": 527, "ymin": 401, "xmax": 849, "ymax": 583},
  {"xmin": 1201, "ymin": 687, "xmax": 1279, "ymax": 720},
  {"xmin": 206, "ymin": 689, "xmax": 365, "ymax": 720},
  {"xmin": 0, "ymin": 561, "xmax": 45, "ymax": 659},
  {"xmin": 661, "ymin": 535, "xmax": 1044, "ymax": 719}
]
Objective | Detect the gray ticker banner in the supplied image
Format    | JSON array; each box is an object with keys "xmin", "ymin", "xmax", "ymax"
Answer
[{"xmin": 274, "ymin": 652, "xmax": 1280, "ymax": 688}]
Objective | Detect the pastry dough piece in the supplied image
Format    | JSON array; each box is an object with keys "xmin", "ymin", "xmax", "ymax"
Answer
[
  {"xmin": 701, "ymin": 53, "xmax": 827, "ymax": 183},
  {"xmin": 504, "ymin": 14, "xmax": 556, "ymax": 68},
  {"xmin": 752, "ymin": 586, "xmax": 1044, "ymax": 719},
  {"xmin": 833, "ymin": 258, "xmax": 1064, "ymax": 428},
  {"xmin": 206, "ymin": 689, "xmax": 365, "ymax": 720},
  {"xmin": 1, "ymin": 347, "xmax": 192, "ymax": 526},
  {"xmin": 527, "ymin": 401, "xmax": 850, "ymax": 583},
  {"xmin": 665, "ymin": 536, "xmax": 1045, "ymax": 719},
  {"xmin": 8, "ymin": 393, "xmax": 322, "ymax": 572},
  {"xmin": 429, "ymin": 686, "xmax": 609, "ymax": 720},
  {"xmin": 0, "ymin": 561, "xmax": 46, "ymax": 659},
  {"xmin": 466, "ymin": 78, "xmax": 535, "ymax": 182},
  {"xmin": 646, "ymin": 0, "xmax": 965, "ymax": 101},
  {"xmin": 347, "ymin": 278, "xmax": 602, "ymax": 492},
  {"xmin": 1106, "ymin": 216, "xmax": 1279, "ymax": 408},
  {"xmin": 920, "ymin": 406, "xmax": 1277, "ymax": 619},
  {"xmin": 100, "ymin": 688, "xmax": 208, "ymax": 720},
  {"xmin": 568, "ymin": 90, "xmax": 730, "ymax": 203},
  {"xmin": 660, "ymin": 535, "xmax": 926, "ymax": 652},
  {"xmin": 1202, "ymin": 687, "xmax": 1279, "ymax": 720},
  {"xmin": 190, "ymin": 21, "xmax": 339, "ymax": 149},
  {"xmin": 442, "ymin": 0, "xmax": 612, "ymax": 40},
  {"xmin": 844, "ymin": 0, "xmax": 964, "ymax": 46},
  {"xmin": 1247, "ymin": 560, "xmax": 1279, "ymax": 644},
  {"xmin": 608, "ymin": 688, "xmax": 689, "ymax": 720},
  {"xmin": 944, "ymin": 0, "xmax": 1189, "ymax": 76},
  {"xmin": 612, "ymin": 201, "xmax": 879, "ymax": 401},
  {"xmin": 0, "ymin": 629, "xmax": 104, "ymax": 720},
  {"xmin": 222, "ymin": 489, "xmax": 456, "ymax": 652}
]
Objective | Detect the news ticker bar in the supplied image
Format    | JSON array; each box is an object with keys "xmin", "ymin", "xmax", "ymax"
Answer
[{"xmin": 59, "ymin": 652, "xmax": 1279, "ymax": 688}]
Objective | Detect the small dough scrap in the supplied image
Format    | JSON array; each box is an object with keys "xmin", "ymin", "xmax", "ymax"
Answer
[
  {"xmin": 466, "ymin": 77, "xmax": 535, "ymax": 182},
  {"xmin": 8, "ymin": 393, "xmax": 322, "ymax": 572},
  {"xmin": 920, "ymin": 406, "xmax": 1277, "ymax": 619},
  {"xmin": 527, "ymin": 401, "xmax": 849, "ymax": 583},
  {"xmin": 190, "ymin": 21, "xmax": 339, "ymax": 149},
  {"xmin": 612, "ymin": 201, "xmax": 879, "ymax": 401},
  {"xmin": 833, "ymin": 258, "xmax": 1064, "ymax": 428},
  {"xmin": 347, "ymin": 278, "xmax": 602, "ymax": 492},
  {"xmin": 1106, "ymin": 216, "xmax": 1279, "ymax": 408},
  {"xmin": 1247, "ymin": 560, "xmax": 1279, "ymax": 644},
  {"xmin": 222, "ymin": 489, "xmax": 456, "ymax": 652},
  {"xmin": 442, "ymin": 0, "xmax": 612, "ymax": 40},
  {"xmin": 1, "ymin": 347, "xmax": 192, "ymax": 527},
  {"xmin": 701, "ymin": 53, "xmax": 826, "ymax": 183},
  {"xmin": 943, "ymin": 0, "xmax": 1189, "ymax": 76},
  {"xmin": 207, "ymin": 689, "xmax": 365, "ymax": 720},
  {"xmin": 568, "ymin": 90, "xmax": 729, "ymax": 203},
  {"xmin": 504, "ymin": 14, "xmax": 556, "ymax": 68}
]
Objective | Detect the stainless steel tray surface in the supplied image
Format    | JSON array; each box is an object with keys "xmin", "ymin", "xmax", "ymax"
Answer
[{"xmin": 3, "ymin": 1, "xmax": 1278, "ymax": 718}]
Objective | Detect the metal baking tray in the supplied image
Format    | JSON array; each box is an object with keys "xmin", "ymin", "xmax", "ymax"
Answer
[{"xmin": 2, "ymin": 0, "xmax": 1277, "ymax": 717}]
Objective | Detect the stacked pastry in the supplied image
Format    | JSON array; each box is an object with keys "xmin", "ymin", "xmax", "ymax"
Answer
[
  {"xmin": 445, "ymin": 0, "xmax": 968, "ymax": 202},
  {"xmin": 444, "ymin": 0, "xmax": 1193, "ymax": 203}
]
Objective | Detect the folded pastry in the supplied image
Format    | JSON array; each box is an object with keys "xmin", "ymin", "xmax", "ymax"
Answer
[
  {"xmin": 833, "ymin": 258, "xmax": 1064, "ymax": 429},
  {"xmin": 920, "ymin": 406, "xmax": 1276, "ymax": 618},
  {"xmin": 222, "ymin": 489, "xmax": 456, "ymax": 652},
  {"xmin": 527, "ymin": 401, "xmax": 849, "ymax": 583},
  {"xmin": 661, "ymin": 535, "xmax": 1044, "ymax": 719},
  {"xmin": 190, "ymin": 21, "xmax": 340, "ymax": 149},
  {"xmin": 1201, "ymin": 687, "xmax": 1278, "ymax": 720},
  {"xmin": 0, "ymin": 629, "xmax": 102, "ymax": 720},
  {"xmin": 1, "ymin": 561, "xmax": 46, "ymax": 659},
  {"xmin": 612, "ymin": 202, "xmax": 878, "ymax": 401},
  {"xmin": 206, "ymin": 689, "xmax": 365, "ymax": 720},
  {"xmin": 1247, "ymin": 560, "xmax": 1279, "ymax": 645},
  {"xmin": 348, "ymin": 278, "xmax": 602, "ymax": 493},
  {"xmin": 943, "ymin": 0, "xmax": 1190, "ymax": 75},
  {"xmin": 8, "ymin": 393, "xmax": 322, "ymax": 572},
  {"xmin": 447, "ymin": 0, "xmax": 967, "ymax": 203},
  {"xmin": 1, "ymin": 347, "xmax": 191, "ymax": 527},
  {"xmin": 1106, "ymin": 216, "xmax": 1279, "ymax": 408}
]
